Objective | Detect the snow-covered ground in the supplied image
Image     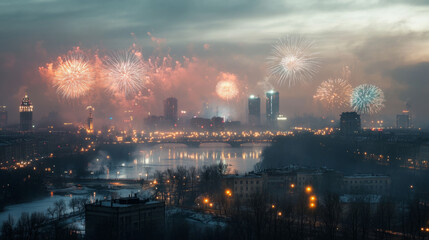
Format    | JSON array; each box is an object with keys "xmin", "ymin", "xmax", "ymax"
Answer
[
  {"xmin": 0, "ymin": 185, "xmax": 143, "ymax": 224},
  {"xmin": 167, "ymin": 207, "xmax": 227, "ymax": 228}
]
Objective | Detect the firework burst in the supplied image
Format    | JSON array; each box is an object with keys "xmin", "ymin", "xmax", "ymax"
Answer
[
  {"xmin": 267, "ymin": 36, "xmax": 320, "ymax": 87},
  {"xmin": 216, "ymin": 79, "xmax": 239, "ymax": 101},
  {"xmin": 313, "ymin": 78, "xmax": 352, "ymax": 110},
  {"xmin": 350, "ymin": 84, "xmax": 385, "ymax": 114},
  {"xmin": 103, "ymin": 50, "xmax": 147, "ymax": 96},
  {"xmin": 53, "ymin": 53, "xmax": 95, "ymax": 99}
]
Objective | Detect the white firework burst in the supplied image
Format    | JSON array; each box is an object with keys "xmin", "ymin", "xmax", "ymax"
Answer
[
  {"xmin": 267, "ymin": 36, "xmax": 320, "ymax": 87},
  {"xmin": 53, "ymin": 53, "xmax": 95, "ymax": 99},
  {"xmin": 103, "ymin": 50, "xmax": 147, "ymax": 96}
]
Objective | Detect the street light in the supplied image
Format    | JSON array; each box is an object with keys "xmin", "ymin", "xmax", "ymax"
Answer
[
  {"xmin": 306, "ymin": 186, "xmax": 312, "ymax": 193},
  {"xmin": 225, "ymin": 189, "xmax": 232, "ymax": 197}
]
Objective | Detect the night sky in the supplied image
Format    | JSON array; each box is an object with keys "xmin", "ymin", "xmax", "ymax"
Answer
[{"xmin": 1, "ymin": 0, "xmax": 428, "ymax": 127}]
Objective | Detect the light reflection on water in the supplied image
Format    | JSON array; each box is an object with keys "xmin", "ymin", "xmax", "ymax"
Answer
[
  {"xmin": 104, "ymin": 143, "xmax": 266, "ymax": 179},
  {"xmin": 0, "ymin": 144, "xmax": 267, "ymax": 223}
]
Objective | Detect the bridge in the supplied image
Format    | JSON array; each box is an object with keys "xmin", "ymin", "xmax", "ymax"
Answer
[{"xmin": 142, "ymin": 137, "xmax": 274, "ymax": 147}]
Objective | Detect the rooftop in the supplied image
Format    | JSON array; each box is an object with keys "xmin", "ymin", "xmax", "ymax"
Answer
[
  {"xmin": 89, "ymin": 195, "xmax": 163, "ymax": 208},
  {"xmin": 344, "ymin": 174, "xmax": 389, "ymax": 179}
]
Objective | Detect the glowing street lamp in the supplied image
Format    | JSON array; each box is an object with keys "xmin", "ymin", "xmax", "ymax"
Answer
[{"xmin": 306, "ymin": 186, "xmax": 312, "ymax": 193}]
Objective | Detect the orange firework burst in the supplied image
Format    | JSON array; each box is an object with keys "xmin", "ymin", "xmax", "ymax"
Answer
[
  {"xmin": 313, "ymin": 78, "xmax": 352, "ymax": 110},
  {"xmin": 53, "ymin": 53, "xmax": 95, "ymax": 99},
  {"xmin": 216, "ymin": 73, "xmax": 239, "ymax": 100}
]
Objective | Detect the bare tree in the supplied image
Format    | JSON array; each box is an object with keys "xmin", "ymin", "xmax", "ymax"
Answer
[
  {"xmin": 15, "ymin": 212, "xmax": 31, "ymax": 239},
  {"xmin": 77, "ymin": 197, "xmax": 89, "ymax": 212},
  {"xmin": 320, "ymin": 193, "xmax": 342, "ymax": 240},
  {"xmin": 154, "ymin": 170, "xmax": 166, "ymax": 201},
  {"xmin": 53, "ymin": 199, "xmax": 66, "ymax": 219},
  {"xmin": 144, "ymin": 166, "xmax": 152, "ymax": 180},
  {"xmin": 69, "ymin": 198, "xmax": 79, "ymax": 213},
  {"xmin": 46, "ymin": 206, "xmax": 56, "ymax": 219},
  {"xmin": 175, "ymin": 166, "xmax": 189, "ymax": 205},
  {"xmin": 1, "ymin": 214, "xmax": 14, "ymax": 240}
]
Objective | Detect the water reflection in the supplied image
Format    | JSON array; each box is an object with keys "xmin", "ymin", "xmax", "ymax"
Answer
[{"xmin": 104, "ymin": 143, "xmax": 266, "ymax": 179}]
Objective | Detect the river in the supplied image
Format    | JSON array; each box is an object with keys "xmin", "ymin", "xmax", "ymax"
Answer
[{"xmin": 0, "ymin": 143, "xmax": 266, "ymax": 223}]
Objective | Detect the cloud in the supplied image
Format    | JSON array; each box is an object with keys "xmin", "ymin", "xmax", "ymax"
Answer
[
  {"xmin": 1, "ymin": 0, "xmax": 429, "ymax": 126},
  {"xmin": 390, "ymin": 62, "xmax": 429, "ymax": 126},
  {"xmin": 0, "ymin": 52, "xmax": 16, "ymax": 69}
]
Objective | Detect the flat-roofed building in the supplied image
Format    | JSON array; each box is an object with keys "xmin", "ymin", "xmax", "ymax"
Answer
[
  {"xmin": 85, "ymin": 197, "xmax": 165, "ymax": 240},
  {"xmin": 343, "ymin": 174, "xmax": 391, "ymax": 195},
  {"xmin": 228, "ymin": 174, "xmax": 263, "ymax": 202}
]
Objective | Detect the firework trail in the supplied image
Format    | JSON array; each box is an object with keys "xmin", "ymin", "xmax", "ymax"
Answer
[
  {"xmin": 216, "ymin": 73, "xmax": 239, "ymax": 101},
  {"xmin": 350, "ymin": 84, "xmax": 385, "ymax": 114},
  {"xmin": 313, "ymin": 78, "xmax": 352, "ymax": 110},
  {"xmin": 342, "ymin": 65, "xmax": 351, "ymax": 81},
  {"xmin": 103, "ymin": 50, "xmax": 147, "ymax": 96},
  {"xmin": 267, "ymin": 36, "xmax": 320, "ymax": 87},
  {"xmin": 52, "ymin": 53, "xmax": 95, "ymax": 99}
]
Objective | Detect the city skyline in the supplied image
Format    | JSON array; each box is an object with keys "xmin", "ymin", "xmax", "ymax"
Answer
[
  {"xmin": 2, "ymin": 2, "xmax": 429, "ymax": 240},
  {"xmin": 0, "ymin": 1, "xmax": 429, "ymax": 128}
]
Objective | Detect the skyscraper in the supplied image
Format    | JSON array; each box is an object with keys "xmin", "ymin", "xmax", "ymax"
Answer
[
  {"xmin": 248, "ymin": 95, "xmax": 260, "ymax": 126},
  {"xmin": 0, "ymin": 106, "xmax": 7, "ymax": 128},
  {"xmin": 19, "ymin": 94, "xmax": 33, "ymax": 131},
  {"xmin": 164, "ymin": 97, "xmax": 178, "ymax": 124},
  {"xmin": 266, "ymin": 90, "xmax": 279, "ymax": 123},
  {"xmin": 87, "ymin": 106, "xmax": 94, "ymax": 133},
  {"xmin": 396, "ymin": 115, "xmax": 409, "ymax": 129},
  {"xmin": 340, "ymin": 112, "xmax": 361, "ymax": 135}
]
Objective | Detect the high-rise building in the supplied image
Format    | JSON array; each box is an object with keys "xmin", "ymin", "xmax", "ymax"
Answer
[
  {"xmin": 19, "ymin": 94, "xmax": 33, "ymax": 131},
  {"xmin": 86, "ymin": 106, "xmax": 94, "ymax": 133},
  {"xmin": 396, "ymin": 113, "xmax": 410, "ymax": 129},
  {"xmin": 164, "ymin": 97, "xmax": 178, "ymax": 124},
  {"xmin": 340, "ymin": 112, "xmax": 361, "ymax": 135},
  {"xmin": 266, "ymin": 90, "xmax": 279, "ymax": 123},
  {"xmin": 248, "ymin": 95, "xmax": 260, "ymax": 126},
  {"xmin": 0, "ymin": 106, "xmax": 7, "ymax": 128}
]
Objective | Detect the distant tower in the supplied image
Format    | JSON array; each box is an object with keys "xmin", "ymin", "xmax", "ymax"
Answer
[
  {"xmin": 266, "ymin": 90, "xmax": 279, "ymax": 123},
  {"xmin": 248, "ymin": 95, "xmax": 260, "ymax": 126},
  {"xmin": 19, "ymin": 94, "xmax": 33, "ymax": 131},
  {"xmin": 86, "ymin": 106, "xmax": 94, "ymax": 133},
  {"xmin": 405, "ymin": 102, "xmax": 412, "ymax": 128},
  {"xmin": 0, "ymin": 106, "xmax": 7, "ymax": 128},
  {"xmin": 396, "ymin": 102, "xmax": 412, "ymax": 129},
  {"xmin": 164, "ymin": 97, "xmax": 178, "ymax": 124},
  {"xmin": 340, "ymin": 112, "xmax": 361, "ymax": 135}
]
